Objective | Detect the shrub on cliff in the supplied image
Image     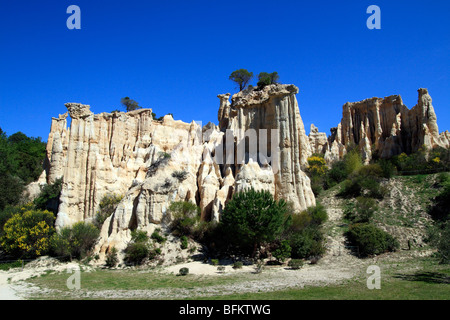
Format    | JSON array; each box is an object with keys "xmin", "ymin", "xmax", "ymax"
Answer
[
  {"xmin": 168, "ymin": 201, "xmax": 201, "ymax": 237},
  {"xmin": 338, "ymin": 164, "xmax": 386, "ymax": 199},
  {"xmin": 33, "ymin": 178, "xmax": 62, "ymax": 214},
  {"xmin": 121, "ymin": 97, "xmax": 143, "ymax": 112},
  {"xmin": 94, "ymin": 193, "xmax": 123, "ymax": 228},
  {"xmin": 257, "ymin": 72, "xmax": 280, "ymax": 88},
  {"xmin": 345, "ymin": 223, "xmax": 399, "ymax": 257},
  {"xmin": 229, "ymin": 69, "xmax": 253, "ymax": 91},
  {"xmin": 344, "ymin": 197, "xmax": 378, "ymax": 223}
]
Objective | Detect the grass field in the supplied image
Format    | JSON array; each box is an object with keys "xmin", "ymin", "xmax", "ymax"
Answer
[{"xmin": 25, "ymin": 255, "xmax": 449, "ymax": 300}]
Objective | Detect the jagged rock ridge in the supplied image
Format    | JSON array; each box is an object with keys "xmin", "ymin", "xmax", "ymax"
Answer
[
  {"xmin": 309, "ymin": 88, "xmax": 450, "ymax": 164},
  {"xmin": 40, "ymin": 84, "xmax": 316, "ymax": 262}
]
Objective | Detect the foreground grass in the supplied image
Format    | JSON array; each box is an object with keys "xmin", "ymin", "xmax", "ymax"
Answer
[
  {"xmin": 200, "ymin": 270, "xmax": 450, "ymax": 300},
  {"xmin": 26, "ymin": 255, "xmax": 449, "ymax": 300}
]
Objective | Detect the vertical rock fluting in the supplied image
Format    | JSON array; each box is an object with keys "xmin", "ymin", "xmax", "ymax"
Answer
[
  {"xmin": 325, "ymin": 89, "xmax": 449, "ymax": 162},
  {"xmin": 220, "ymin": 84, "xmax": 315, "ymax": 212}
]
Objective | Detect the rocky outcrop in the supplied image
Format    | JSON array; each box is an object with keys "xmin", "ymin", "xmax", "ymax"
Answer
[
  {"xmin": 38, "ymin": 84, "xmax": 317, "ymax": 262},
  {"xmin": 220, "ymin": 84, "xmax": 315, "ymax": 211},
  {"xmin": 323, "ymin": 89, "xmax": 449, "ymax": 163},
  {"xmin": 309, "ymin": 124, "xmax": 329, "ymax": 155}
]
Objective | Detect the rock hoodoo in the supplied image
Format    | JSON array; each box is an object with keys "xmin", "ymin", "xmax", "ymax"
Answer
[
  {"xmin": 40, "ymin": 84, "xmax": 316, "ymax": 261},
  {"xmin": 314, "ymin": 89, "xmax": 450, "ymax": 164},
  {"xmin": 37, "ymin": 85, "xmax": 448, "ymax": 262}
]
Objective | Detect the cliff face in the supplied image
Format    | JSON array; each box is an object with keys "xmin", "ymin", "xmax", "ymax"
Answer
[
  {"xmin": 221, "ymin": 84, "xmax": 315, "ymax": 211},
  {"xmin": 40, "ymin": 85, "xmax": 448, "ymax": 262},
  {"xmin": 42, "ymin": 84, "xmax": 316, "ymax": 261},
  {"xmin": 312, "ymin": 89, "xmax": 450, "ymax": 163}
]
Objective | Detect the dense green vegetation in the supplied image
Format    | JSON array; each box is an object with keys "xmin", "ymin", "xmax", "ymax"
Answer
[
  {"xmin": 50, "ymin": 222, "xmax": 99, "ymax": 261},
  {"xmin": 0, "ymin": 128, "xmax": 46, "ymax": 210},
  {"xmin": 167, "ymin": 189, "xmax": 328, "ymax": 264}
]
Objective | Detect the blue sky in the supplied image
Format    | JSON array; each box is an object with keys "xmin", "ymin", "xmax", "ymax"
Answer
[{"xmin": 0, "ymin": 0, "xmax": 449, "ymax": 141}]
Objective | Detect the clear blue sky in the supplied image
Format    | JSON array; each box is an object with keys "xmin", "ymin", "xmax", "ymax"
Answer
[{"xmin": 0, "ymin": 0, "xmax": 449, "ymax": 141}]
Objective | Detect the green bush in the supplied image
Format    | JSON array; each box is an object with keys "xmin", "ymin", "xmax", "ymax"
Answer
[
  {"xmin": 105, "ymin": 247, "xmax": 118, "ymax": 268},
  {"xmin": 344, "ymin": 149, "xmax": 363, "ymax": 176},
  {"xmin": 429, "ymin": 181, "xmax": 450, "ymax": 222},
  {"xmin": 172, "ymin": 170, "xmax": 189, "ymax": 182},
  {"xmin": 131, "ymin": 230, "xmax": 149, "ymax": 243},
  {"xmin": 344, "ymin": 197, "xmax": 378, "ymax": 223},
  {"xmin": 232, "ymin": 261, "xmax": 243, "ymax": 269},
  {"xmin": 305, "ymin": 203, "xmax": 328, "ymax": 225},
  {"xmin": 346, "ymin": 223, "xmax": 399, "ymax": 257},
  {"xmin": 436, "ymin": 222, "xmax": 450, "ymax": 264},
  {"xmin": 289, "ymin": 225, "xmax": 325, "ymax": 259},
  {"xmin": 211, "ymin": 258, "xmax": 219, "ymax": 266},
  {"xmin": 338, "ymin": 164, "xmax": 386, "ymax": 199},
  {"xmin": 219, "ymin": 188, "xmax": 289, "ymax": 257},
  {"xmin": 324, "ymin": 160, "xmax": 348, "ymax": 189},
  {"xmin": 124, "ymin": 242, "xmax": 149, "ymax": 265},
  {"xmin": 180, "ymin": 235, "xmax": 188, "ymax": 249},
  {"xmin": 151, "ymin": 230, "xmax": 166, "ymax": 244},
  {"xmin": 179, "ymin": 267, "xmax": 189, "ymax": 276},
  {"xmin": 168, "ymin": 201, "xmax": 201, "ymax": 237},
  {"xmin": 378, "ymin": 159, "xmax": 397, "ymax": 179},
  {"xmin": 51, "ymin": 222, "xmax": 100, "ymax": 261},
  {"xmin": 288, "ymin": 259, "xmax": 304, "ymax": 270},
  {"xmin": 272, "ymin": 240, "xmax": 292, "ymax": 262}
]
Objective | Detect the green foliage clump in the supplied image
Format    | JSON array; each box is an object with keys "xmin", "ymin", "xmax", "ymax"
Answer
[
  {"xmin": 211, "ymin": 258, "xmax": 219, "ymax": 266},
  {"xmin": 51, "ymin": 222, "xmax": 100, "ymax": 261},
  {"xmin": 229, "ymin": 69, "xmax": 253, "ymax": 91},
  {"xmin": 345, "ymin": 223, "xmax": 399, "ymax": 257},
  {"xmin": 121, "ymin": 97, "xmax": 143, "ymax": 112},
  {"xmin": 33, "ymin": 178, "xmax": 62, "ymax": 214},
  {"xmin": 324, "ymin": 160, "xmax": 348, "ymax": 189},
  {"xmin": 219, "ymin": 188, "xmax": 289, "ymax": 257},
  {"xmin": 288, "ymin": 259, "xmax": 304, "ymax": 270},
  {"xmin": 0, "ymin": 204, "xmax": 55, "ymax": 258},
  {"xmin": 124, "ymin": 229, "xmax": 162, "ymax": 265},
  {"xmin": 288, "ymin": 225, "xmax": 326, "ymax": 259},
  {"xmin": 151, "ymin": 229, "xmax": 166, "ymax": 244},
  {"xmin": 257, "ymin": 72, "xmax": 280, "ymax": 88},
  {"xmin": 168, "ymin": 201, "xmax": 203, "ymax": 237},
  {"xmin": 172, "ymin": 170, "xmax": 189, "ymax": 182},
  {"xmin": 180, "ymin": 235, "xmax": 188, "ymax": 250},
  {"xmin": 178, "ymin": 267, "xmax": 189, "ymax": 276},
  {"xmin": 344, "ymin": 197, "xmax": 378, "ymax": 223},
  {"xmin": 105, "ymin": 247, "xmax": 119, "ymax": 268},
  {"xmin": 338, "ymin": 164, "xmax": 386, "ymax": 199},
  {"xmin": 124, "ymin": 242, "xmax": 150, "ymax": 265},
  {"xmin": 306, "ymin": 155, "xmax": 328, "ymax": 196},
  {"xmin": 95, "ymin": 193, "xmax": 123, "ymax": 228},
  {"xmin": 272, "ymin": 240, "xmax": 292, "ymax": 262},
  {"xmin": 0, "ymin": 129, "xmax": 46, "ymax": 210},
  {"xmin": 130, "ymin": 229, "xmax": 148, "ymax": 243},
  {"xmin": 283, "ymin": 204, "xmax": 328, "ymax": 260}
]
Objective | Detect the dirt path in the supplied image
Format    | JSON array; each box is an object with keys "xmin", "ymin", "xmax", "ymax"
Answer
[{"xmin": 0, "ymin": 272, "xmax": 23, "ymax": 300}]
